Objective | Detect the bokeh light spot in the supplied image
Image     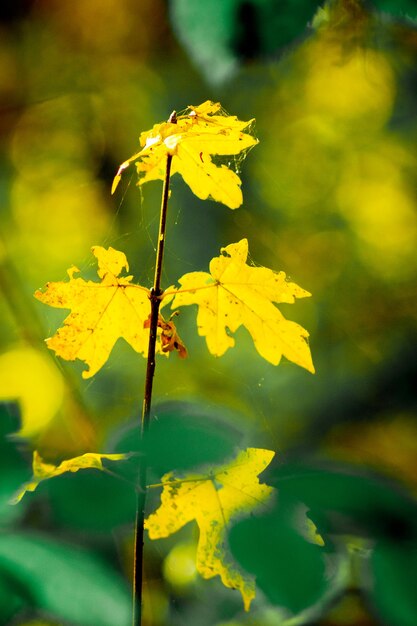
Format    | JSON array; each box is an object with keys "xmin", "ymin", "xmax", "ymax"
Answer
[{"xmin": 0, "ymin": 346, "xmax": 64, "ymax": 438}]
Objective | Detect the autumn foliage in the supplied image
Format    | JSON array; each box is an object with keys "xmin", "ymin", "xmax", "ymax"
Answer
[
  {"xmin": 15, "ymin": 101, "xmax": 314, "ymax": 614},
  {"xmin": 111, "ymin": 101, "xmax": 258, "ymax": 208},
  {"xmin": 145, "ymin": 448, "xmax": 275, "ymax": 611}
]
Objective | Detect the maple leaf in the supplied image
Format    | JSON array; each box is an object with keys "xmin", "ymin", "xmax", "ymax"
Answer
[
  {"xmin": 170, "ymin": 239, "xmax": 315, "ymax": 372},
  {"xmin": 34, "ymin": 246, "xmax": 172, "ymax": 378},
  {"xmin": 112, "ymin": 101, "xmax": 258, "ymax": 209},
  {"xmin": 10, "ymin": 450, "xmax": 128, "ymax": 504},
  {"xmin": 145, "ymin": 447, "xmax": 275, "ymax": 611}
]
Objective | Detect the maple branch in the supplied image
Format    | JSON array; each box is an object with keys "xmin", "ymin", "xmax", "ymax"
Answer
[{"xmin": 133, "ymin": 110, "xmax": 177, "ymax": 626}]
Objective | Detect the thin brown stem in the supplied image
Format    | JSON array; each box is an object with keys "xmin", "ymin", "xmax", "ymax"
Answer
[{"xmin": 133, "ymin": 110, "xmax": 177, "ymax": 626}]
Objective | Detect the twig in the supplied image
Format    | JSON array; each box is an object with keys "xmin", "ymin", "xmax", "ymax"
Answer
[{"xmin": 133, "ymin": 110, "xmax": 177, "ymax": 626}]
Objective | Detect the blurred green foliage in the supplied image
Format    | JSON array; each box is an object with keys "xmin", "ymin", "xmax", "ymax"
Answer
[
  {"xmin": 1, "ymin": 0, "xmax": 417, "ymax": 624},
  {"xmin": 170, "ymin": 0, "xmax": 322, "ymax": 84},
  {"xmin": 370, "ymin": 539, "xmax": 417, "ymax": 626},
  {"xmin": 371, "ymin": 0, "xmax": 417, "ymax": 19},
  {"xmin": 0, "ymin": 532, "xmax": 131, "ymax": 626}
]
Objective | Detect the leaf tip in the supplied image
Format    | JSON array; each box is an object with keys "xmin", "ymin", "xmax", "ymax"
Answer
[
  {"xmin": 9, "ymin": 480, "xmax": 39, "ymax": 505},
  {"xmin": 111, "ymin": 161, "xmax": 130, "ymax": 194},
  {"xmin": 302, "ymin": 351, "xmax": 315, "ymax": 374},
  {"xmin": 111, "ymin": 176, "xmax": 120, "ymax": 195},
  {"xmin": 67, "ymin": 265, "xmax": 80, "ymax": 279},
  {"xmin": 81, "ymin": 368, "xmax": 94, "ymax": 380}
]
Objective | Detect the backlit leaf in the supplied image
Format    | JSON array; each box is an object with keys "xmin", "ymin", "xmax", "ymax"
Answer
[
  {"xmin": 145, "ymin": 447, "xmax": 275, "ymax": 610},
  {"xmin": 171, "ymin": 239, "xmax": 314, "ymax": 372},
  {"xmin": 112, "ymin": 101, "xmax": 258, "ymax": 209},
  {"xmin": 11, "ymin": 451, "xmax": 128, "ymax": 503},
  {"xmin": 34, "ymin": 246, "xmax": 169, "ymax": 378}
]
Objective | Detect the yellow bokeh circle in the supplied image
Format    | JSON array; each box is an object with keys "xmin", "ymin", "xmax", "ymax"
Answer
[
  {"xmin": 0, "ymin": 347, "xmax": 64, "ymax": 438},
  {"xmin": 163, "ymin": 541, "xmax": 197, "ymax": 589},
  {"xmin": 304, "ymin": 44, "xmax": 395, "ymax": 130}
]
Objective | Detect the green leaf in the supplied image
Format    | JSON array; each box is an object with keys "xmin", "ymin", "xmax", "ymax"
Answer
[
  {"xmin": 113, "ymin": 401, "xmax": 243, "ymax": 477},
  {"xmin": 0, "ymin": 573, "xmax": 24, "ymax": 624},
  {"xmin": 169, "ymin": 0, "xmax": 321, "ymax": 83},
  {"xmin": 368, "ymin": 539, "xmax": 417, "ymax": 626},
  {"xmin": 229, "ymin": 495, "xmax": 346, "ymax": 619},
  {"xmin": 0, "ymin": 533, "xmax": 130, "ymax": 626},
  {"xmin": 371, "ymin": 0, "xmax": 417, "ymax": 19},
  {"xmin": 269, "ymin": 463, "xmax": 417, "ymax": 541},
  {"xmin": 0, "ymin": 402, "xmax": 30, "ymax": 524},
  {"xmin": 45, "ymin": 468, "xmax": 136, "ymax": 533}
]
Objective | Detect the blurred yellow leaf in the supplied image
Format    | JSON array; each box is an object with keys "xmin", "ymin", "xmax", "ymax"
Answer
[
  {"xmin": 145, "ymin": 447, "xmax": 275, "ymax": 610},
  {"xmin": 112, "ymin": 100, "xmax": 258, "ymax": 209},
  {"xmin": 171, "ymin": 239, "xmax": 314, "ymax": 372},
  {"xmin": 11, "ymin": 450, "xmax": 128, "ymax": 504},
  {"xmin": 35, "ymin": 246, "xmax": 156, "ymax": 378}
]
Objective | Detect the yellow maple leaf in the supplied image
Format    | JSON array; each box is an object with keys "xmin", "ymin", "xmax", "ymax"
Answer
[
  {"xmin": 112, "ymin": 101, "xmax": 258, "ymax": 209},
  {"xmin": 10, "ymin": 450, "xmax": 127, "ymax": 504},
  {"xmin": 145, "ymin": 447, "xmax": 275, "ymax": 611},
  {"xmin": 35, "ymin": 246, "xmax": 171, "ymax": 378},
  {"xmin": 170, "ymin": 239, "xmax": 315, "ymax": 372}
]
